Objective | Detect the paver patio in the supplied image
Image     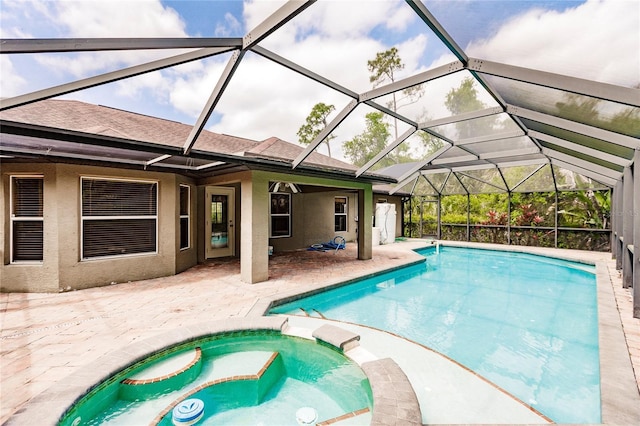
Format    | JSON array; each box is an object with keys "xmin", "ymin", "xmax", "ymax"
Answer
[{"xmin": 1, "ymin": 241, "xmax": 638, "ymax": 424}]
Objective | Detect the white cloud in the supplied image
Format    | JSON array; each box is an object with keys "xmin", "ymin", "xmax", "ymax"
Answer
[
  {"xmin": 467, "ymin": 0, "xmax": 639, "ymax": 87},
  {"xmin": 215, "ymin": 13, "xmax": 242, "ymax": 37},
  {"xmin": 5, "ymin": 0, "xmax": 189, "ymax": 81},
  {"xmin": 169, "ymin": 59, "xmax": 228, "ymax": 117},
  {"xmin": 0, "ymin": 56, "xmax": 28, "ymax": 97},
  {"xmin": 199, "ymin": 0, "xmax": 426, "ymax": 147},
  {"xmin": 54, "ymin": 0, "xmax": 186, "ymax": 38}
]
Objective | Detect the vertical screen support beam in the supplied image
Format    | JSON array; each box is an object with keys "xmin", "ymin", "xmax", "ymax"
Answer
[
  {"xmin": 622, "ymin": 165, "xmax": 634, "ymax": 288},
  {"xmin": 613, "ymin": 182, "xmax": 623, "ymax": 268},
  {"xmin": 613, "ymin": 180, "xmax": 624, "ymax": 271},
  {"xmin": 633, "ymin": 149, "xmax": 640, "ymax": 318}
]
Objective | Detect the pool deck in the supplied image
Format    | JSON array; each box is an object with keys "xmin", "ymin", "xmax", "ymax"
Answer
[{"xmin": 1, "ymin": 240, "xmax": 639, "ymax": 425}]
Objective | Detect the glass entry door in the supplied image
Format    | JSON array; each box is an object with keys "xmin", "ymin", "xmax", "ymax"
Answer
[{"xmin": 205, "ymin": 186, "xmax": 234, "ymax": 258}]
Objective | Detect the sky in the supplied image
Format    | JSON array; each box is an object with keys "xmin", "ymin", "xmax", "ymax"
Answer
[{"xmin": 1, "ymin": 0, "xmax": 638, "ymax": 158}]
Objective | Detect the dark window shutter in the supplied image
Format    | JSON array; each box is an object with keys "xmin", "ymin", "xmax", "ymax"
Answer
[
  {"xmin": 13, "ymin": 178, "xmax": 43, "ymax": 216},
  {"xmin": 13, "ymin": 221, "xmax": 44, "ymax": 261},
  {"xmin": 81, "ymin": 179, "xmax": 157, "ymax": 259},
  {"xmin": 82, "ymin": 180, "xmax": 157, "ymax": 216},
  {"xmin": 83, "ymin": 219, "xmax": 156, "ymax": 258}
]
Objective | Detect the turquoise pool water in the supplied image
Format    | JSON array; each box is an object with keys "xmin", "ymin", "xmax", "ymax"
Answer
[
  {"xmin": 271, "ymin": 246, "xmax": 600, "ymax": 424},
  {"xmin": 60, "ymin": 332, "xmax": 372, "ymax": 426}
]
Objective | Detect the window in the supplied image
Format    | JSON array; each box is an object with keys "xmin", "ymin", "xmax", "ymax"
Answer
[
  {"xmin": 81, "ymin": 178, "xmax": 157, "ymax": 259},
  {"xmin": 179, "ymin": 185, "xmax": 190, "ymax": 250},
  {"xmin": 335, "ymin": 196, "xmax": 348, "ymax": 232},
  {"xmin": 270, "ymin": 193, "xmax": 291, "ymax": 238},
  {"xmin": 11, "ymin": 176, "xmax": 43, "ymax": 262}
]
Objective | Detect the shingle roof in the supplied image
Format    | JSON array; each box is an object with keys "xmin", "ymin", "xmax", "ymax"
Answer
[{"xmin": 0, "ymin": 99, "xmax": 355, "ymax": 171}]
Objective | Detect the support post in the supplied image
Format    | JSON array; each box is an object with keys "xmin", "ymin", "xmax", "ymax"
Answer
[
  {"xmin": 554, "ymin": 191, "xmax": 558, "ymax": 248},
  {"xmin": 614, "ymin": 181, "xmax": 624, "ymax": 269},
  {"xmin": 357, "ymin": 188, "xmax": 373, "ymax": 260},
  {"xmin": 611, "ymin": 186, "xmax": 618, "ymax": 261},
  {"xmin": 437, "ymin": 196, "xmax": 442, "ymax": 240},
  {"xmin": 240, "ymin": 172, "xmax": 269, "ymax": 283},
  {"xmin": 507, "ymin": 192, "xmax": 512, "ymax": 245},
  {"xmin": 633, "ymin": 149, "xmax": 640, "ymax": 318},
  {"xmin": 466, "ymin": 194, "xmax": 470, "ymax": 242},
  {"xmin": 622, "ymin": 166, "xmax": 634, "ymax": 288}
]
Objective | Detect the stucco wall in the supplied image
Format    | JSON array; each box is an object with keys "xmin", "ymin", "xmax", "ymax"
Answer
[
  {"xmin": 271, "ymin": 190, "xmax": 358, "ymax": 252},
  {"xmin": 1, "ymin": 163, "xmax": 197, "ymax": 292},
  {"xmin": 1, "ymin": 164, "xmax": 60, "ymax": 292}
]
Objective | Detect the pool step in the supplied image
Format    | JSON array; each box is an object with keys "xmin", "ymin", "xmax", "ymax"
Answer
[
  {"xmin": 313, "ymin": 324, "xmax": 360, "ymax": 351},
  {"xmin": 120, "ymin": 347, "xmax": 203, "ymax": 401}
]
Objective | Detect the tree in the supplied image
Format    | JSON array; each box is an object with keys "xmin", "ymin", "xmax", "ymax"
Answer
[
  {"xmin": 343, "ymin": 112, "xmax": 391, "ymax": 167},
  {"xmin": 416, "ymin": 127, "xmax": 445, "ymax": 158},
  {"xmin": 368, "ymin": 47, "xmax": 424, "ymax": 139},
  {"xmin": 297, "ymin": 102, "xmax": 336, "ymax": 157},
  {"xmin": 555, "ymin": 94, "xmax": 600, "ymax": 124},
  {"xmin": 444, "ymin": 77, "xmax": 496, "ymax": 140}
]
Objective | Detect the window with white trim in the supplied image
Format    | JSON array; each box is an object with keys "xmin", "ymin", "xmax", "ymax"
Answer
[
  {"xmin": 270, "ymin": 193, "xmax": 291, "ymax": 238},
  {"xmin": 11, "ymin": 176, "xmax": 44, "ymax": 262},
  {"xmin": 81, "ymin": 177, "xmax": 157, "ymax": 259},
  {"xmin": 179, "ymin": 185, "xmax": 190, "ymax": 250},
  {"xmin": 335, "ymin": 196, "xmax": 348, "ymax": 232}
]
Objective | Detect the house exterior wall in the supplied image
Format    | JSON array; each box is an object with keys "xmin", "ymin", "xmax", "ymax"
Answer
[
  {"xmin": 198, "ymin": 172, "xmax": 247, "ymax": 263},
  {"xmin": 1, "ymin": 163, "xmax": 60, "ymax": 292},
  {"xmin": 272, "ymin": 190, "xmax": 358, "ymax": 251},
  {"xmin": 1, "ymin": 163, "xmax": 376, "ymax": 291},
  {"xmin": 1, "ymin": 163, "xmax": 197, "ymax": 292}
]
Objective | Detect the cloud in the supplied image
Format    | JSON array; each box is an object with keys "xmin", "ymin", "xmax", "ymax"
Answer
[
  {"xmin": 199, "ymin": 0, "xmax": 426, "ymax": 147},
  {"xmin": 466, "ymin": 0, "xmax": 639, "ymax": 87},
  {"xmin": 54, "ymin": 0, "xmax": 186, "ymax": 38},
  {"xmin": 215, "ymin": 13, "xmax": 242, "ymax": 37},
  {"xmin": 4, "ymin": 0, "xmax": 189, "ymax": 80},
  {"xmin": 0, "ymin": 56, "xmax": 27, "ymax": 97}
]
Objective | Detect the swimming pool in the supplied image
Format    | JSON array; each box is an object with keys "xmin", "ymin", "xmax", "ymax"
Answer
[
  {"xmin": 59, "ymin": 331, "xmax": 373, "ymax": 425},
  {"xmin": 270, "ymin": 246, "xmax": 600, "ymax": 424}
]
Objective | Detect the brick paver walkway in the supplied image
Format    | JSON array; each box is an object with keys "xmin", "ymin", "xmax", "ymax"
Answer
[{"xmin": 1, "ymin": 241, "xmax": 638, "ymax": 424}]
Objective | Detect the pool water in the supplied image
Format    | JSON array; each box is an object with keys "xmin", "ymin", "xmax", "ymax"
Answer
[
  {"xmin": 60, "ymin": 332, "xmax": 372, "ymax": 426},
  {"xmin": 271, "ymin": 246, "xmax": 600, "ymax": 424}
]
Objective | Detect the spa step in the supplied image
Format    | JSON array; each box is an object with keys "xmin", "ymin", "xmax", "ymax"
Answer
[
  {"xmin": 120, "ymin": 347, "xmax": 203, "ymax": 400},
  {"xmin": 151, "ymin": 351, "xmax": 284, "ymax": 425}
]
